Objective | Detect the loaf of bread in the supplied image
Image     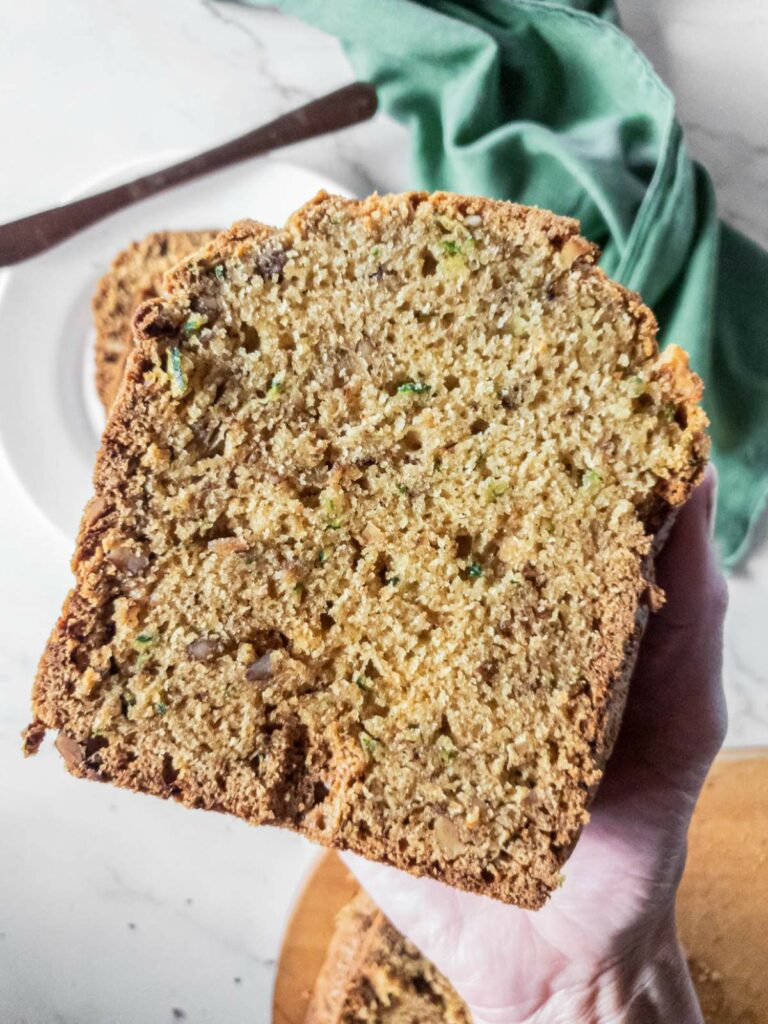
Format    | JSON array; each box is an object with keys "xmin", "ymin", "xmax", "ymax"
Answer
[
  {"xmin": 93, "ymin": 230, "xmax": 217, "ymax": 410},
  {"xmin": 26, "ymin": 191, "xmax": 708, "ymax": 908},
  {"xmin": 306, "ymin": 892, "xmax": 469, "ymax": 1024}
]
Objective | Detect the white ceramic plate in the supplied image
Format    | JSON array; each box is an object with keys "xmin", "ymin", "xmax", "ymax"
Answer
[{"xmin": 0, "ymin": 157, "xmax": 349, "ymax": 540}]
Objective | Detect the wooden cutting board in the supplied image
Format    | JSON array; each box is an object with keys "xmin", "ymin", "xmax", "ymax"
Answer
[
  {"xmin": 273, "ymin": 749, "xmax": 768, "ymax": 1024},
  {"xmin": 272, "ymin": 850, "xmax": 359, "ymax": 1024},
  {"xmin": 676, "ymin": 748, "xmax": 768, "ymax": 1023}
]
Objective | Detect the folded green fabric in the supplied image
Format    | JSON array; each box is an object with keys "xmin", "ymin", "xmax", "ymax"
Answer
[{"xmin": 241, "ymin": 0, "xmax": 768, "ymax": 566}]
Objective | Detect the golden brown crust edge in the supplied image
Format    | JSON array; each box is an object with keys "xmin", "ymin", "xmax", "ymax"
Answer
[{"xmin": 27, "ymin": 193, "xmax": 709, "ymax": 910}]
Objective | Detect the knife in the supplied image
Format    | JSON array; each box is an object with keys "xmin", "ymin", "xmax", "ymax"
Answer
[{"xmin": 0, "ymin": 82, "xmax": 377, "ymax": 266}]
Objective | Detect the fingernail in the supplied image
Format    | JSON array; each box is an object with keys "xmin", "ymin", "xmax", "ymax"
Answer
[{"xmin": 705, "ymin": 466, "xmax": 718, "ymax": 538}]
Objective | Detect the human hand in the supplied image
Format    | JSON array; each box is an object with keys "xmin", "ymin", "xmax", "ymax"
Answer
[{"xmin": 342, "ymin": 469, "xmax": 727, "ymax": 1024}]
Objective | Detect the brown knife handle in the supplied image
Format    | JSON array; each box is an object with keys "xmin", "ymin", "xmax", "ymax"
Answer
[{"xmin": 0, "ymin": 82, "xmax": 377, "ymax": 265}]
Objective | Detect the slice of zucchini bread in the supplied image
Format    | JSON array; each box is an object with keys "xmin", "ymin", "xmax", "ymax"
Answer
[
  {"xmin": 306, "ymin": 892, "xmax": 470, "ymax": 1024},
  {"xmin": 27, "ymin": 192, "xmax": 708, "ymax": 908},
  {"xmin": 93, "ymin": 230, "xmax": 218, "ymax": 410}
]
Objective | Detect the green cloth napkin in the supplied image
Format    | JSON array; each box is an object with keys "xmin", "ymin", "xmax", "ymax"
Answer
[{"xmin": 241, "ymin": 0, "xmax": 768, "ymax": 566}]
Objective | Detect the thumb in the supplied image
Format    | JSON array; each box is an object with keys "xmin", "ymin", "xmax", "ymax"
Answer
[{"xmin": 613, "ymin": 467, "xmax": 728, "ymax": 784}]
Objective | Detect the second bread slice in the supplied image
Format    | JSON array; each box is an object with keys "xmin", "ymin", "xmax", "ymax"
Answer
[{"xmin": 92, "ymin": 230, "xmax": 218, "ymax": 410}]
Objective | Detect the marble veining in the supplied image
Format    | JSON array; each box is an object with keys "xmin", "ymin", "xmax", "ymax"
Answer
[{"xmin": 0, "ymin": 2, "xmax": 765, "ymax": 1022}]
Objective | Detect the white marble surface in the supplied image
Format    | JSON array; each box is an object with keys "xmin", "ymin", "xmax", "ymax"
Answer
[{"xmin": 0, "ymin": 2, "xmax": 766, "ymax": 1022}]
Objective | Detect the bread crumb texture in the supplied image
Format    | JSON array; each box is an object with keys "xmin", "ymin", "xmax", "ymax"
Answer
[
  {"xmin": 28, "ymin": 192, "xmax": 708, "ymax": 908},
  {"xmin": 306, "ymin": 892, "xmax": 470, "ymax": 1024}
]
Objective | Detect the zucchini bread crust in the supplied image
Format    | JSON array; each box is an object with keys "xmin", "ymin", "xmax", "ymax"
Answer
[{"xmin": 28, "ymin": 192, "xmax": 708, "ymax": 908}]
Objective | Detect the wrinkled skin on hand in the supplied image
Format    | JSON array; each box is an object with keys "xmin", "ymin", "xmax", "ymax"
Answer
[{"xmin": 343, "ymin": 470, "xmax": 727, "ymax": 1024}]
